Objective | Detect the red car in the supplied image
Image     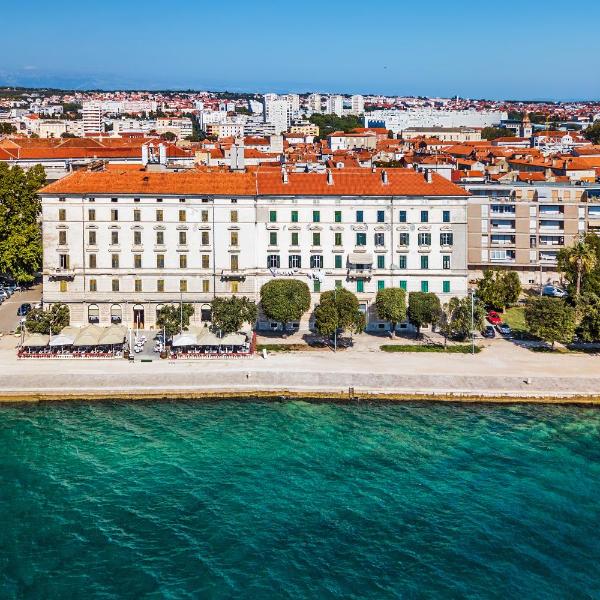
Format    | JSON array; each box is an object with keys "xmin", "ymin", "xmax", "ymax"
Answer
[{"xmin": 486, "ymin": 311, "xmax": 502, "ymax": 325}]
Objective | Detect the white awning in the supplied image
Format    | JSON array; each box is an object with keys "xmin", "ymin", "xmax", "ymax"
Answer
[
  {"xmin": 23, "ymin": 333, "xmax": 50, "ymax": 347},
  {"xmin": 348, "ymin": 253, "xmax": 373, "ymax": 265},
  {"xmin": 73, "ymin": 325, "xmax": 104, "ymax": 347},
  {"xmin": 49, "ymin": 326, "xmax": 79, "ymax": 347},
  {"xmin": 98, "ymin": 325, "xmax": 127, "ymax": 345}
]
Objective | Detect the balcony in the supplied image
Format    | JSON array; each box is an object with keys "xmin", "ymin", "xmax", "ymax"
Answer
[
  {"xmin": 347, "ymin": 268, "xmax": 372, "ymax": 280},
  {"xmin": 221, "ymin": 269, "xmax": 246, "ymax": 280},
  {"xmin": 46, "ymin": 267, "xmax": 75, "ymax": 279}
]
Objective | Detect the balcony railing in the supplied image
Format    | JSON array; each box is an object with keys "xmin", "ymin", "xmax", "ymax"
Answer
[
  {"xmin": 221, "ymin": 269, "xmax": 246, "ymax": 280},
  {"xmin": 347, "ymin": 268, "xmax": 372, "ymax": 280},
  {"xmin": 46, "ymin": 267, "xmax": 75, "ymax": 279}
]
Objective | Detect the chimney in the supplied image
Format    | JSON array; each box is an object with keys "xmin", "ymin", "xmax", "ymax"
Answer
[
  {"xmin": 141, "ymin": 144, "xmax": 149, "ymax": 166},
  {"xmin": 158, "ymin": 143, "xmax": 167, "ymax": 165},
  {"xmin": 425, "ymin": 169, "xmax": 433, "ymax": 183},
  {"xmin": 371, "ymin": 165, "xmax": 376, "ymax": 173},
  {"xmin": 282, "ymin": 166, "xmax": 288, "ymax": 184},
  {"xmin": 381, "ymin": 169, "xmax": 388, "ymax": 185},
  {"xmin": 327, "ymin": 169, "xmax": 333, "ymax": 185}
]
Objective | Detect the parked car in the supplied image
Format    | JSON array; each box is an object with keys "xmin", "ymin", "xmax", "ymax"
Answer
[
  {"xmin": 0, "ymin": 289, "xmax": 9, "ymax": 301},
  {"xmin": 486, "ymin": 311, "xmax": 502, "ymax": 325},
  {"xmin": 542, "ymin": 285, "xmax": 567, "ymax": 298},
  {"xmin": 17, "ymin": 303, "xmax": 32, "ymax": 316},
  {"xmin": 482, "ymin": 325, "xmax": 496, "ymax": 338},
  {"xmin": 497, "ymin": 322, "xmax": 512, "ymax": 337}
]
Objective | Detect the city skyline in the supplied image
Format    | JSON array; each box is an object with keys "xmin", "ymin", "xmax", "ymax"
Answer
[{"xmin": 1, "ymin": 0, "xmax": 599, "ymax": 100}]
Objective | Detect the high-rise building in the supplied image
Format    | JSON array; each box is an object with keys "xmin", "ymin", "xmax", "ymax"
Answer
[
  {"xmin": 263, "ymin": 96, "xmax": 291, "ymax": 134},
  {"xmin": 82, "ymin": 102, "xmax": 103, "ymax": 134},
  {"xmin": 326, "ymin": 95, "xmax": 344, "ymax": 117},
  {"xmin": 307, "ymin": 93, "xmax": 322, "ymax": 114},
  {"xmin": 351, "ymin": 94, "xmax": 365, "ymax": 115}
]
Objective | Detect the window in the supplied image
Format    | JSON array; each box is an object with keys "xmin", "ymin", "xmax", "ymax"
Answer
[
  {"xmin": 111, "ymin": 209, "xmax": 118, "ymax": 222},
  {"xmin": 269, "ymin": 210, "xmax": 277, "ymax": 223},
  {"xmin": 111, "ymin": 197, "xmax": 118, "ymax": 203},
  {"xmin": 156, "ymin": 254, "xmax": 164, "ymax": 269},
  {"xmin": 421, "ymin": 255, "xmax": 429, "ymax": 270},
  {"xmin": 111, "ymin": 231, "xmax": 119, "ymax": 245},
  {"xmin": 291, "ymin": 232, "xmax": 299, "ymax": 246},
  {"xmin": 378, "ymin": 280, "xmax": 385, "ymax": 290},
  {"xmin": 178, "ymin": 231, "xmax": 187, "ymax": 245},
  {"xmin": 112, "ymin": 279, "xmax": 119, "ymax": 292},
  {"xmin": 230, "ymin": 210, "xmax": 238, "ymax": 223},
  {"xmin": 269, "ymin": 231, "xmax": 278, "ymax": 246},
  {"xmin": 179, "ymin": 254, "xmax": 187, "ymax": 269},
  {"xmin": 267, "ymin": 255, "xmax": 280, "ymax": 269},
  {"xmin": 312, "ymin": 232, "xmax": 321, "ymax": 246},
  {"xmin": 156, "ymin": 231, "xmax": 164, "ymax": 245},
  {"xmin": 58, "ymin": 231, "xmax": 67, "ymax": 245},
  {"xmin": 135, "ymin": 279, "xmax": 142, "ymax": 293},
  {"xmin": 134, "ymin": 231, "xmax": 142, "ymax": 246},
  {"xmin": 334, "ymin": 255, "xmax": 342, "ymax": 268},
  {"xmin": 398, "ymin": 255, "xmax": 407, "ymax": 269},
  {"xmin": 399, "ymin": 210, "xmax": 406, "ymax": 223},
  {"xmin": 59, "ymin": 209, "xmax": 66, "ymax": 221},
  {"xmin": 230, "ymin": 255, "xmax": 239, "ymax": 271},
  {"xmin": 442, "ymin": 255, "xmax": 450, "ymax": 270},
  {"xmin": 89, "ymin": 254, "xmax": 96, "ymax": 268},
  {"xmin": 59, "ymin": 280, "xmax": 68, "ymax": 293},
  {"xmin": 377, "ymin": 210, "xmax": 385, "ymax": 223},
  {"xmin": 313, "ymin": 280, "xmax": 321, "ymax": 293},
  {"xmin": 201, "ymin": 210, "xmax": 209, "ymax": 223},
  {"xmin": 420, "ymin": 210, "xmax": 429, "ymax": 223},
  {"xmin": 134, "ymin": 198, "xmax": 140, "ymax": 203},
  {"xmin": 418, "ymin": 233, "xmax": 431, "ymax": 246},
  {"xmin": 180, "ymin": 279, "xmax": 188, "ymax": 292},
  {"xmin": 356, "ymin": 233, "xmax": 366, "ymax": 246},
  {"xmin": 398, "ymin": 232, "xmax": 410, "ymax": 246},
  {"xmin": 156, "ymin": 198, "xmax": 163, "ymax": 203},
  {"xmin": 230, "ymin": 231, "xmax": 238, "ymax": 246},
  {"xmin": 230, "ymin": 281, "xmax": 239, "ymax": 294},
  {"xmin": 291, "ymin": 210, "xmax": 298, "ymax": 223},
  {"xmin": 312, "ymin": 210, "xmax": 320, "ymax": 223},
  {"xmin": 201, "ymin": 231, "xmax": 210, "ymax": 246},
  {"xmin": 421, "ymin": 280, "xmax": 429, "ymax": 292},
  {"xmin": 443, "ymin": 280, "xmax": 451, "ymax": 293},
  {"xmin": 443, "ymin": 210, "xmax": 450, "ymax": 223},
  {"xmin": 310, "ymin": 255, "xmax": 323, "ymax": 269},
  {"xmin": 357, "ymin": 280, "xmax": 364, "ymax": 293},
  {"xmin": 334, "ymin": 210, "xmax": 342, "ymax": 223},
  {"xmin": 377, "ymin": 255, "xmax": 385, "ymax": 269},
  {"xmin": 156, "ymin": 209, "xmax": 163, "ymax": 222},
  {"xmin": 335, "ymin": 279, "xmax": 343, "ymax": 289},
  {"xmin": 289, "ymin": 255, "xmax": 301, "ymax": 268},
  {"xmin": 59, "ymin": 254, "xmax": 69, "ymax": 269},
  {"xmin": 202, "ymin": 279, "xmax": 210, "ymax": 293},
  {"xmin": 178, "ymin": 209, "xmax": 186, "ymax": 222},
  {"xmin": 202, "ymin": 255, "xmax": 209, "ymax": 268},
  {"xmin": 88, "ymin": 208, "xmax": 96, "ymax": 221},
  {"xmin": 89, "ymin": 279, "xmax": 97, "ymax": 292},
  {"xmin": 157, "ymin": 279, "xmax": 164, "ymax": 292},
  {"xmin": 134, "ymin": 254, "xmax": 142, "ymax": 269},
  {"xmin": 134, "ymin": 209, "xmax": 141, "ymax": 222},
  {"xmin": 440, "ymin": 232, "xmax": 453, "ymax": 246},
  {"xmin": 334, "ymin": 232, "xmax": 342, "ymax": 246},
  {"xmin": 399, "ymin": 280, "xmax": 407, "ymax": 290},
  {"xmin": 356, "ymin": 210, "xmax": 364, "ymax": 223},
  {"xmin": 374, "ymin": 233, "xmax": 385, "ymax": 247},
  {"xmin": 111, "ymin": 254, "xmax": 119, "ymax": 269}
]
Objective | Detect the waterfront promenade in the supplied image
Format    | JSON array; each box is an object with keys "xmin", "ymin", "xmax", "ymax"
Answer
[{"xmin": 1, "ymin": 335, "xmax": 600, "ymax": 403}]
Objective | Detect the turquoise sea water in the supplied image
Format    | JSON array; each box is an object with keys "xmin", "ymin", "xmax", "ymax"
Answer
[{"xmin": 1, "ymin": 401, "xmax": 600, "ymax": 599}]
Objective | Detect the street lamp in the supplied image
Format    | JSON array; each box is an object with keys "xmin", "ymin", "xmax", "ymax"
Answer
[{"xmin": 470, "ymin": 289, "xmax": 476, "ymax": 355}]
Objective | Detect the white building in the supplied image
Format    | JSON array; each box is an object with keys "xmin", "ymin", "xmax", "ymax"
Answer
[
  {"xmin": 351, "ymin": 95, "xmax": 365, "ymax": 115},
  {"xmin": 326, "ymin": 95, "xmax": 344, "ymax": 117},
  {"xmin": 307, "ymin": 93, "xmax": 322, "ymax": 114},
  {"xmin": 82, "ymin": 102, "xmax": 104, "ymax": 135},
  {"xmin": 40, "ymin": 167, "xmax": 469, "ymax": 332},
  {"xmin": 263, "ymin": 97, "xmax": 291, "ymax": 134}
]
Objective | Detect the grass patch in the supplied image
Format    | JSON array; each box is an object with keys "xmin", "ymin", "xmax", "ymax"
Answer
[
  {"xmin": 503, "ymin": 305, "xmax": 539, "ymax": 340},
  {"xmin": 256, "ymin": 343, "xmax": 307, "ymax": 352},
  {"xmin": 380, "ymin": 344, "xmax": 481, "ymax": 354}
]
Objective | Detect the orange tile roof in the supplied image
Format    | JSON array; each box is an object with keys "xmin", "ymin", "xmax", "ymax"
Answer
[{"xmin": 41, "ymin": 167, "xmax": 469, "ymax": 197}]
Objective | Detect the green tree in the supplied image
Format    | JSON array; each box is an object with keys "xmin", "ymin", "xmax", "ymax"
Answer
[
  {"xmin": 576, "ymin": 292, "xmax": 600, "ymax": 342},
  {"xmin": 525, "ymin": 297, "xmax": 576, "ymax": 348},
  {"xmin": 476, "ymin": 270, "xmax": 521, "ymax": 310},
  {"xmin": 0, "ymin": 123, "xmax": 17, "ymax": 135},
  {"xmin": 313, "ymin": 288, "xmax": 365, "ymax": 337},
  {"xmin": 407, "ymin": 292, "xmax": 442, "ymax": 337},
  {"xmin": 210, "ymin": 296, "xmax": 257, "ymax": 336},
  {"xmin": 25, "ymin": 303, "xmax": 70, "ymax": 334},
  {"xmin": 160, "ymin": 131, "xmax": 177, "ymax": 141},
  {"xmin": 260, "ymin": 279, "xmax": 311, "ymax": 333},
  {"xmin": 583, "ymin": 121, "xmax": 600, "ymax": 145},
  {"xmin": 60, "ymin": 132, "xmax": 78, "ymax": 139},
  {"xmin": 481, "ymin": 127, "xmax": 515, "ymax": 141},
  {"xmin": 308, "ymin": 113, "xmax": 363, "ymax": 139},
  {"xmin": 156, "ymin": 303, "xmax": 195, "ymax": 339},
  {"xmin": 502, "ymin": 271, "xmax": 522, "ymax": 306},
  {"xmin": 440, "ymin": 296, "xmax": 486, "ymax": 343},
  {"xmin": 374, "ymin": 287, "xmax": 407, "ymax": 335},
  {"xmin": 558, "ymin": 236, "xmax": 597, "ymax": 298},
  {"xmin": 0, "ymin": 163, "xmax": 46, "ymax": 283}
]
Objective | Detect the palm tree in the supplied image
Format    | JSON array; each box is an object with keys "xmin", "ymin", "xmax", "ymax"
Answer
[{"xmin": 562, "ymin": 237, "xmax": 597, "ymax": 298}]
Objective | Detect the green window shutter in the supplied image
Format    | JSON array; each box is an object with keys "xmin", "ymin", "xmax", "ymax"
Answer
[
  {"xmin": 421, "ymin": 280, "xmax": 429, "ymax": 293},
  {"xmin": 269, "ymin": 210, "xmax": 277, "ymax": 222},
  {"xmin": 399, "ymin": 280, "xmax": 407, "ymax": 290},
  {"xmin": 377, "ymin": 280, "xmax": 385, "ymax": 290},
  {"xmin": 443, "ymin": 280, "xmax": 450, "ymax": 293}
]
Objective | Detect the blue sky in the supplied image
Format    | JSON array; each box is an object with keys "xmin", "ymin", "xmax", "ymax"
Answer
[{"xmin": 1, "ymin": 0, "xmax": 599, "ymax": 99}]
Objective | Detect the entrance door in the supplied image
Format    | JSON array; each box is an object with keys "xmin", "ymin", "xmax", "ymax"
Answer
[{"xmin": 133, "ymin": 305, "xmax": 145, "ymax": 329}]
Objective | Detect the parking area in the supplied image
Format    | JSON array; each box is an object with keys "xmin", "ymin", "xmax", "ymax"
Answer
[{"xmin": 0, "ymin": 285, "xmax": 42, "ymax": 334}]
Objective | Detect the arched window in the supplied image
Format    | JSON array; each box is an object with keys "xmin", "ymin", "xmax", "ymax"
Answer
[
  {"xmin": 88, "ymin": 304, "xmax": 99, "ymax": 324},
  {"xmin": 110, "ymin": 304, "xmax": 122, "ymax": 324}
]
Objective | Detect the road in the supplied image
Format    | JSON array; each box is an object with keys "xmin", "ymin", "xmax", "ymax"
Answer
[{"xmin": 0, "ymin": 285, "xmax": 42, "ymax": 334}]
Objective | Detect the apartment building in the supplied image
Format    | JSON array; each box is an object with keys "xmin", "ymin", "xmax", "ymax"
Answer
[
  {"xmin": 465, "ymin": 183, "xmax": 600, "ymax": 286},
  {"xmin": 40, "ymin": 168, "xmax": 469, "ymax": 331},
  {"xmin": 326, "ymin": 95, "xmax": 344, "ymax": 117},
  {"xmin": 82, "ymin": 102, "xmax": 103, "ymax": 134}
]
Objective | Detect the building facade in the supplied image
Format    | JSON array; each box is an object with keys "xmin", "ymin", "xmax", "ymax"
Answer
[{"xmin": 40, "ymin": 168, "xmax": 469, "ymax": 331}]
